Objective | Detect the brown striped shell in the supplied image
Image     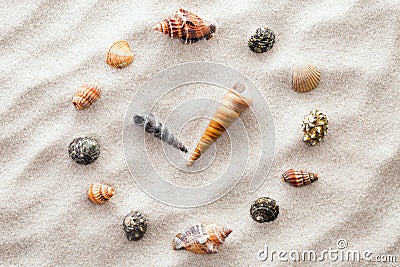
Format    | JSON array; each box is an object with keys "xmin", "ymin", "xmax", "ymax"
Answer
[
  {"xmin": 106, "ymin": 40, "xmax": 134, "ymax": 68},
  {"xmin": 292, "ymin": 65, "xmax": 321, "ymax": 93},
  {"xmin": 153, "ymin": 9, "xmax": 216, "ymax": 43},
  {"xmin": 88, "ymin": 184, "xmax": 115, "ymax": 204},
  {"xmin": 187, "ymin": 83, "xmax": 252, "ymax": 166},
  {"xmin": 282, "ymin": 169, "xmax": 318, "ymax": 187},
  {"xmin": 72, "ymin": 83, "xmax": 101, "ymax": 110},
  {"xmin": 172, "ymin": 223, "xmax": 232, "ymax": 254}
]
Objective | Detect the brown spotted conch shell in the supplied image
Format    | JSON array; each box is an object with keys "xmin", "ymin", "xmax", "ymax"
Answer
[
  {"xmin": 72, "ymin": 83, "xmax": 102, "ymax": 110},
  {"xmin": 106, "ymin": 40, "xmax": 134, "ymax": 68},
  {"xmin": 172, "ymin": 223, "xmax": 232, "ymax": 254},
  {"xmin": 88, "ymin": 184, "xmax": 115, "ymax": 204},
  {"xmin": 153, "ymin": 8, "xmax": 216, "ymax": 43},
  {"xmin": 292, "ymin": 64, "xmax": 321, "ymax": 93},
  {"xmin": 187, "ymin": 83, "xmax": 252, "ymax": 166}
]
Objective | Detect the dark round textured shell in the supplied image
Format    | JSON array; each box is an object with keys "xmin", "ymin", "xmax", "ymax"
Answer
[
  {"xmin": 248, "ymin": 27, "xmax": 275, "ymax": 53},
  {"xmin": 250, "ymin": 197, "xmax": 279, "ymax": 223},
  {"xmin": 68, "ymin": 137, "xmax": 100, "ymax": 165},
  {"xmin": 123, "ymin": 211, "xmax": 148, "ymax": 241}
]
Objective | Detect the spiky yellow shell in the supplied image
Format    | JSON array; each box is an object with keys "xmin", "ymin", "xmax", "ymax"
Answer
[
  {"xmin": 292, "ymin": 65, "xmax": 321, "ymax": 93},
  {"xmin": 106, "ymin": 40, "xmax": 134, "ymax": 68},
  {"xmin": 153, "ymin": 9, "xmax": 216, "ymax": 43},
  {"xmin": 72, "ymin": 83, "xmax": 102, "ymax": 110},
  {"xmin": 172, "ymin": 223, "xmax": 232, "ymax": 254},
  {"xmin": 87, "ymin": 184, "xmax": 115, "ymax": 204},
  {"xmin": 187, "ymin": 83, "xmax": 252, "ymax": 166}
]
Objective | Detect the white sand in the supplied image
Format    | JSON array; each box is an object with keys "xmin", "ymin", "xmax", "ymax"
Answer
[{"xmin": 0, "ymin": 0, "xmax": 399, "ymax": 266}]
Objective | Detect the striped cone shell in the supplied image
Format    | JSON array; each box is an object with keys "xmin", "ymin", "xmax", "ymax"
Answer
[
  {"xmin": 153, "ymin": 9, "xmax": 216, "ymax": 43},
  {"xmin": 106, "ymin": 40, "xmax": 134, "ymax": 68},
  {"xmin": 72, "ymin": 83, "xmax": 101, "ymax": 110},
  {"xmin": 292, "ymin": 65, "xmax": 321, "ymax": 93},
  {"xmin": 172, "ymin": 223, "xmax": 232, "ymax": 254},
  {"xmin": 187, "ymin": 83, "xmax": 252, "ymax": 166},
  {"xmin": 282, "ymin": 169, "xmax": 318, "ymax": 187},
  {"xmin": 88, "ymin": 184, "xmax": 115, "ymax": 204}
]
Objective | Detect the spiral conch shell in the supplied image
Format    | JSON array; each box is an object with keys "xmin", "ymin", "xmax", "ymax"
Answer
[
  {"xmin": 153, "ymin": 9, "xmax": 216, "ymax": 43},
  {"xmin": 292, "ymin": 65, "xmax": 321, "ymax": 93},
  {"xmin": 282, "ymin": 169, "xmax": 318, "ymax": 187},
  {"xmin": 87, "ymin": 184, "xmax": 115, "ymax": 204},
  {"xmin": 106, "ymin": 40, "xmax": 134, "ymax": 68},
  {"xmin": 187, "ymin": 83, "xmax": 252, "ymax": 166},
  {"xmin": 172, "ymin": 223, "xmax": 232, "ymax": 254},
  {"xmin": 72, "ymin": 83, "xmax": 101, "ymax": 110}
]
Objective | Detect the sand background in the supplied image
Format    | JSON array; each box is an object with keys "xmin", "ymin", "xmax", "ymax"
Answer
[{"xmin": 0, "ymin": 0, "xmax": 399, "ymax": 266}]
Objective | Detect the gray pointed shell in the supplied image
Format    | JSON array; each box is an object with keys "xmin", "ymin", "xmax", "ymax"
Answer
[{"xmin": 292, "ymin": 65, "xmax": 321, "ymax": 93}]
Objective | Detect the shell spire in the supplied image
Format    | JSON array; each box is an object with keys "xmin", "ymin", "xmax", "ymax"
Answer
[
  {"xmin": 133, "ymin": 112, "xmax": 188, "ymax": 153},
  {"xmin": 172, "ymin": 223, "xmax": 232, "ymax": 254},
  {"xmin": 282, "ymin": 169, "xmax": 318, "ymax": 187},
  {"xmin": 88, "ymin": 184, "xmax": 115, "ymax": 204},
  {"xmin": 153, "ymin": 9, "xmax": 216, "ymax": 43},
  {"xmin": 187, "ymin": 83, "xmax": 252, "ymax": 166}
]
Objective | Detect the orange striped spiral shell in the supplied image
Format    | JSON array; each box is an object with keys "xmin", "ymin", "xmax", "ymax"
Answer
[
  {"xmin": 187, "ymin": 83, "xmax": 252, "ymax": 166},
  {"xmin": 88, "ymin": 184, "xmax": 115, "ymax": 204},
  {"xmin": 72, "ymin": 83, "xmax": 101, "ymax": 110},
  {"xmin": 172, "ymin": 223, "xmax": 232, "ymax": 254},
  {"xmin": 106, "ymin": 40, "xmax": 134, "ymax": 68},
  {"xmin": 282, "ymin": 169, "xmax": 318, "ymax": 187},
  {"xmin": 153, "ymin": 9, "xmax": 216, "ymax": 43}
]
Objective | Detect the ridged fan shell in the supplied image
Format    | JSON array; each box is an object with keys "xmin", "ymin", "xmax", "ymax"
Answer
[
  {"xmin": 187, "ymin": 82, "xmax": 252, "ymax": 166},
  {"xmin": 292, "ymin": 65, "xmax": 321, "ymax": 93},
  {"xmin": 172, "ymin": 223, "xmax": 232, "ymax": 254},
  {"xmin": 72, "ymin": 83, "xmax": 101, "ymax": 110},
  {"xmin": 88, "ymin": 184, "xmax": 115, "ymax": 204},
  {"xmin": 282, "ymin": 169, "xmax": 318, "ymax": 187},
  {"xmin": 106, "ymin": 40, "xmax": 134, "ymax": 68}
]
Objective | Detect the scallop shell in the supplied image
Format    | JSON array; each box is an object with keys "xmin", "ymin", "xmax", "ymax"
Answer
[
  {"xmin": 123, "ymin": 211, "xmax": 148, "ymax": 241},
  {"xmin": 292, "ymin": 65, "xmax": 321, "ymax": 93},
  {"xmin": 68, "ymin": 137, "xmax": 100, "ymax": 164},
  {"xmin": 187, "ymin": 82, "xmax": 252, "ymax": 166},
  {"xmin": 72, "ymin": 83, "xmax": 102, "ymax": 110},
  {"xmin": 153, "ymin": 9, "xmax": 216, "ymax": 43},
  {"xmin": 87, "ymin": 184, "xmax": 115, "ymax": 204},
  {"xmin": 172, "ymin": 223, "xmax": 232, "ymax": 254},
  {"xmin": 106, "ymin": 40, "xmax": 134, "ymax": 68},
  {"xmin": 250, "ymin": 197, "xmax": 279, "ymax": 223},
  {"xmin": 282, "ymin": 169, "xmax": 318, "ymax": 187}
]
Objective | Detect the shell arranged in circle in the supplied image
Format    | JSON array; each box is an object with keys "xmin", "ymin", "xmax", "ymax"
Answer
[
  {"xmin": 153, "ymin": 8, "xmax": 216, "ymax": 43},
  {"xmin": 106, "ymin": 40, "xmax": 134, "ymax": 68},
  {"xmin": 250, "ymin": 197, "xmax": 279, "ymax": 223},
  {"xmin": 292, "ymin": 65, "xmax": 321, "ymax": 93},
  {"xmin": 302, "ymin": 109, "xmax": 328, "ymax": 146},
  {"xmin": 72, "ymin": 83, "xmax": 102, "ymax": 110},
  {"xmin": 123, "ymin": 211, "xmax": 148, "ymax": 241},
  {"xmin": 133, "ymin": 112, "xmax": 188, "ymax": 153},
  {"xmin": 187, "ymin": 82, "xmax": 252, "ymax": 166},
  {"xmin": 282, "ymin": 169, "xmax": 318, "ymax": 187},
  {"xmin": 68, "ymin": 137, "xmax": 100, "ymax": 165},
  {"xmin": 88, "ymin": 184, "xmax": 115, "ymax": 204},
  {"xmin": 172, "ymin": 223, "xmax": 232, "ymax": 254},
  {"xmin": 248, "ymin": 27, "xmax": 275, "ymax": 53}
]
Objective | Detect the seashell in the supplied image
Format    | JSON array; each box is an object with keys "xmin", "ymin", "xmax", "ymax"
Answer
[
  {"xmin": 282, "ymin": 169, "xmax": 318, "ymax": 187},
  {"xmin": 302, "ymin": 109, "xmax": 328, "ymax": 146},
  {"xmin": 248, "ymin": 27, "xmax": 275, "ymax": 53},
  {"xmin": 292, "ymin": 65, "xmax": 321, "ymax": 93},
  {"xmin": 187, "ymin": 82, "xmax": 252, "ymax": 166},
  {"xmin": 72, "ymin": 83, "xmax": 102, "ymax": 110},
  {"xmin": 133, "ymin": 112, "xmax": 188, "ymax": 153},
  {"xmin": 172, "ymin": 223, "xmax": 232, "ymax": 254},
  {"xmin": 106, "ymin": 40, "xmax": 134, "ymax": 68},
  {"xmin": 123, "ymin": 211, "xmax": 148, "ymax": 241},
  {"xmin": 250, "ymin": 197, "xmax": 279, "ymax": 223},
  {"xmin": 153, "ymin": 8, "xmax": 216, "ymax": 43},
  {"xmin": 68, "ymin": 137, "xmax": 100, "ymax": 165},
  {"xmin": 88, "ymin": 184, "xmax": 115, "ymax": 204}
]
